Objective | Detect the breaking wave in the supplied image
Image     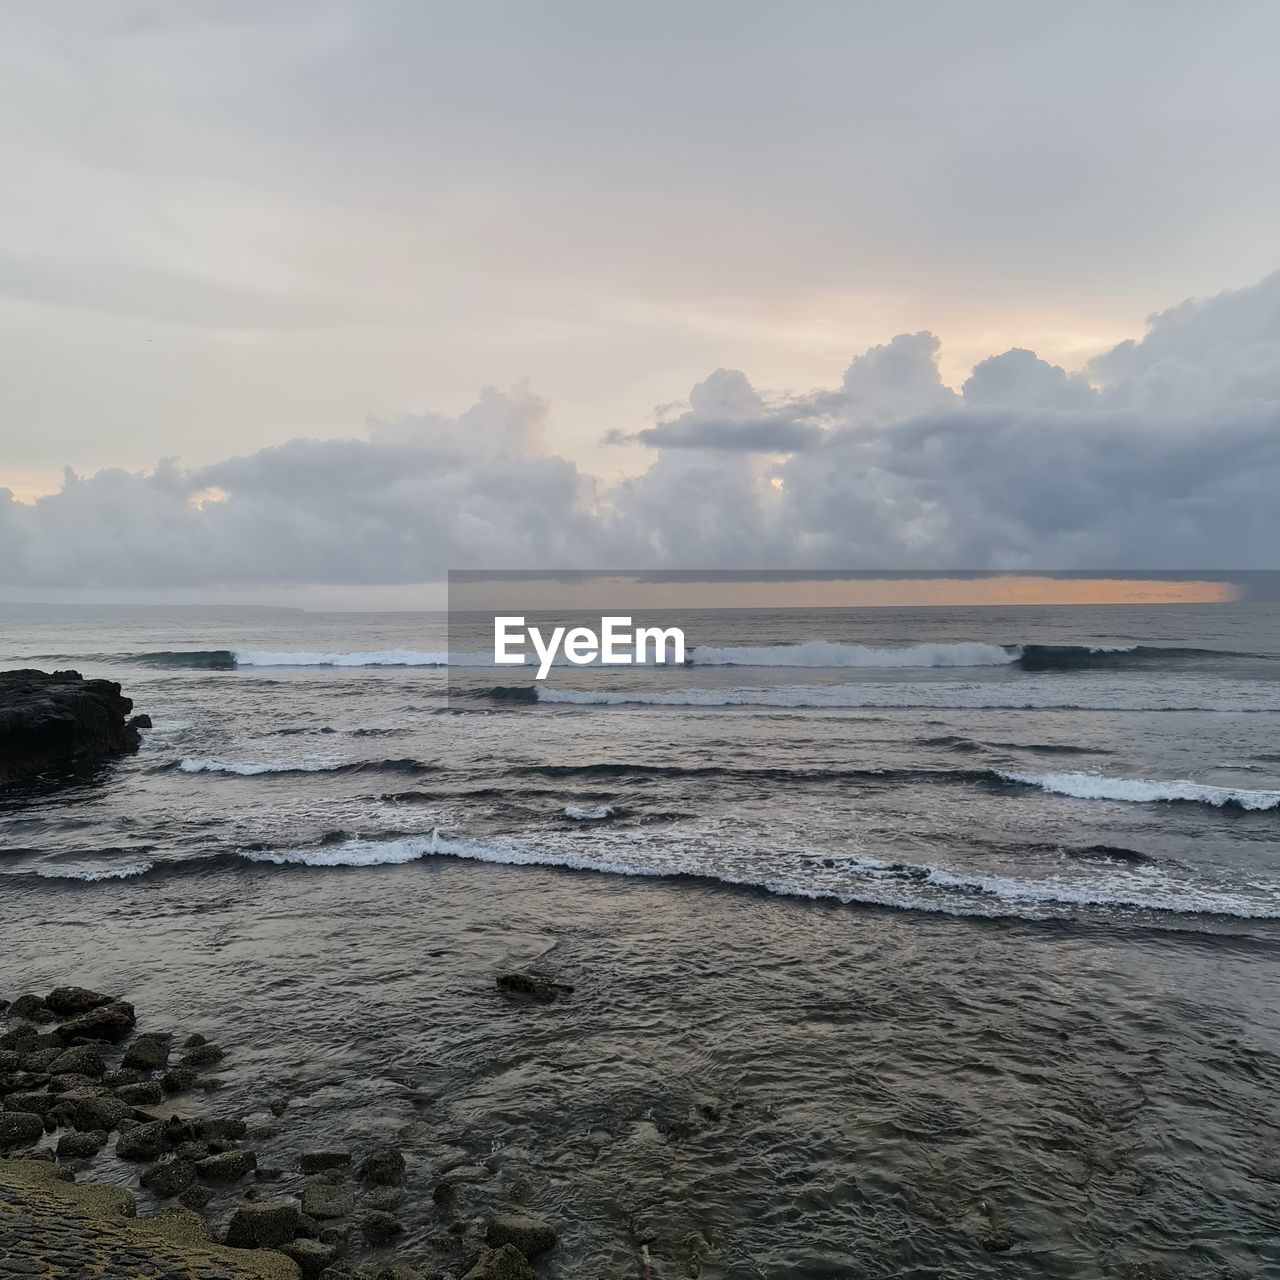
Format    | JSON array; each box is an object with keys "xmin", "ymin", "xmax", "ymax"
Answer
[
  {"xmin": 690, "ymin": 641, "xmax": 1016, "ymax": 668},
  {"xmin": 30, "ymin": 861, "xmax": 154, "ymax": 882},
  {"xmin": 175, "ymin": 757, "xmax": 429, "ymax": 777},
  {"xmin": 996, "ymin": 770, "xmax": 1280, "ymax": 810},
  {"xmin": 563, "ymin": 803, "xmax": 615, "ymax": 821}
]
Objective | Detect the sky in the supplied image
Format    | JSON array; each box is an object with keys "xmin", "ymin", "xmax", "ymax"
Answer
[{"xmin": 2, "ymin": 1, "xmax": 1280, "ymax": 604}]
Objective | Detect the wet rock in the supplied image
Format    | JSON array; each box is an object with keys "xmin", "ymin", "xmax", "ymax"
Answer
[
  {"xmin": 57, "ymin": 999, "xmax": 136, "ymax": 1042},
  {"xmin": 0, "ymin": 1111, "xmax": 43, "ymax": 1150},
  {"xmin": 224, "ymin": 1200, "xmax": 303, "ymax": 1248},
  {"xmin": 282, "ymin": 1238, "xmax": 340, "ymax": 1278},
  {"xmin": 178, "ymin": 1183, "xmax": 215, "ymax": 1210},
  {"xmin": 183, "ymin": 1032, "xmax": 208, "ymax": 1048},
  {"xmin": 462, "ymin": 1245, "xmax": 538, "ymax": 1280},
  {"xmin": 48, "ymin": 1044, "xmax": 106, "ymax": 1078},
  {"xmin": 104, "ymin": 1067, "xmax": 147, "ymax": 1088},
  {"xmin": 163, "ymin": 1114, "xmax": 199, "ymax": 1146},
  {"xmin": 54, "ymin": 1089, "xmax": 131, "ymax": 1131},
  {"xmin": 56, "ymin": 1129, "xmax": 108, "ymax": 1158},
  {"xmin": 256, "ymin": 1166, "xmax": 284, "ymax": 1181},
  {"xmin": 45, "ymin": 986, "xmax": 113, "ymax": 1017},
  {"xmin": 0, "ymin": 668, "xmax": 142, "ymax": 783},
  {"xmin": 172, "ymin": 1139, "xmax": 211, "ymax": 1163},
  {"xmin": 300, "ymin": 1148, "xmax": 352, "ymax": 1173},
  {"xmin": 115, "ymin": 1080, "xmax": 164, "ymax": 1106},
  {"xmin": 140, "ymin": 1156, "xmax": 197, "ymax": 1199},
  {"xmin": 47, "ymin": 1072, "xmax": 100, "ymax": 1094},
  {"xmin": 373, "ymin": 1266, "xmax": 428, "ymax": 1280},
  {"xmin": 495, "ymin": 973, "xmax": 572, "ymax": 1003},
  {"xmin": 364, "ymin": 1185, "xmax": 405, "ymax": 1211},
  {"xmin": 122, "ymin": 1031, "xmax": 172, "ymax": 1071},
  {"xmin": 485, "ymin": 1213, "xmax": 556, "ymax": 1259},
  {"xmin": 196, "ymin": 1148, "xmax": 257, "ymax": 1182},
  {"xmin": 198, "ymin": 1115, "xmax": 247, "ymax": 1140},
  {"xmin": 0, "ymin": 1050, "xmax": 20, "ymax": 1072},
  {"xmin": 18, "ymin": 1048, "xmax": 61, "ymax": 1076},
  {"xmin": 6, "ymin": 1090, "xmax": 61, "ymax": 1117},
  {"xmin": 250, "ymin": 1118, "xmax": 283, "ymax": 1140},
  {"xmin": 316, "ymin": 1264, "xmax": 359, "ymax": 1280},
  {"xmin": 162, "ymin": 1065, "xmax": 198, "ymax": 1093},
  {"xmin": 302, "ymin": 1180, "xmax": 355, "ymax": 1219},
  {"xmin": 182, "ymin": 1041, "xmax": 225, "ymax": 1066},
  {"xmin": 269, "ymin": 1096, "xmax": 290, "ymax": 1117},
  {"xmin": 115, "ymin": 1120, "xmax": 168, "ymax": 1161},
  {"xmin": 8, "ymin": 993, "xmax": 52, "ymax": 1023},
  {"xmin": 358, "ymin": 1145, "xmax": 407, "ymax": 1187},
  {"xmin": 128, "ymin": 713, "xmax": 153, "ymax": 730},
  {"xmin": 361, "ymin": 1209, "xmax": 405, "ymax": 1243}
]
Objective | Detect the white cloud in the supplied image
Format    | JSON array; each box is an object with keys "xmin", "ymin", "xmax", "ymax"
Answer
[{"xmin": 3, "ymin": 272, "xmax": 1280, "ymax": 588}]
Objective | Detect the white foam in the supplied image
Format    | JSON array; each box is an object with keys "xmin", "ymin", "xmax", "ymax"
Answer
[
  {"xmin": 234, "ymin": 649, "xmax": 454, "ymax": 667},
  {"xmin": 691, "ymin": 641, "xmax": 1017, "ymax": 668},
  {"xmin": 242, "ymin": 836, "xmax": 432, "ymax": 867},
  {"xmin": 563, "ymin": 803, "xmax": 614, "ymax": 820},
  {"xmin": 179, "ymin": 758, "xmax": 332, "ymax": 775},
  {"xmin": 997, "ymin": 770, "xmax": 1280, "ymax": 810},
  {"xmin": 32, "ymin": 862, "xmax": 153, "ymax": 882}
]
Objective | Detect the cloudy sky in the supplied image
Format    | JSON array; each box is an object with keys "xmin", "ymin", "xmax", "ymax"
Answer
[{"xmin": 2, "ymin": 1, "xmax": 1280, "ymax": 602}]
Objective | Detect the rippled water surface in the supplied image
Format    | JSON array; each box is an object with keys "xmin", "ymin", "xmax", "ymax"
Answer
[{"xmin": 3, "ymin": 602, "xmax": 1280, "ymax": 1277}]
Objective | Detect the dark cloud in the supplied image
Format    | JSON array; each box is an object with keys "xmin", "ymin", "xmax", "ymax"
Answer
[{"xmin": 3, "ymin": 274, "xmax": 1280, "ymax": 587}]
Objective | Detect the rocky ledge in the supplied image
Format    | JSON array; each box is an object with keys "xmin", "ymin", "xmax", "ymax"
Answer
[{"xmin": 0, "ymin": 668, "xmax": 148, "ymax": 786}]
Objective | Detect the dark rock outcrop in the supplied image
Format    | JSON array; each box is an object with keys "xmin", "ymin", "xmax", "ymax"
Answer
[
  {"xmin": 357, "ymin": 1145, "xmax": 406, "ymax": 1188},
  {"xmin": 485, "ymin": 1213, "xmax": 556, "ymax": 1259},
  {"xmin": 45, "ymin": 987, "xmax": 113, "ymax": 1017},
  {"xmin": 57, "ymin": 1000, "xmax": 137, "ymax": 1043},
  {"xmin": 0, "ymin": 669, "xmax": 143, "ymax": 785},
  {"xmin": 224, "ymin": 1200, "xmax": 303, "ymax": 1249},
  {"xmin": 495, "ymin": 973, "xmax": 573, "ymax": 1003},
  {"xmin": 462, "ymin": 1245, "xmax": 538, "ymax": 1280}
]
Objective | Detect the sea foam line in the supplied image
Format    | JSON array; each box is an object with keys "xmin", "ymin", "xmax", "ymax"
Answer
[
  {"xmin": 997, "ymin": 770, "xmax": 1280, "ymax": 810},
  {"xmin": 690, "ymin": 640, "xmax": 1018, "ymax": 668}
]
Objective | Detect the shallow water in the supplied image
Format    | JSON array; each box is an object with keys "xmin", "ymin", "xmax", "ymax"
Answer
[{"xmin": 3, "ymin": 602, "xmax": 1280, "ymax": 1276}]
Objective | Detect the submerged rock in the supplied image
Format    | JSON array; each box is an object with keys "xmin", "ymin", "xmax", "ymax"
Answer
[
  {"xmin": 224, "ymin": 1200, "xmax": 303, "ymax": 1248},
  {"xmin": 196, "ymin": 1149, "xmax": 257, "ymax": 1182},
  {"xmin": 485, "ymin": 1213, "xmax": 556, "ymax": 1259},
  {"xmin": 0, "ymin": 668, "xmax": 143, "ymax": 784},
  {"xmin": 301, "ymin": 1181, "xmax": 355, "ymax": 1219},
  {"xmin": 182, "ymin": 1041, "xmax": 225, "ymax": 1067},
  {"xmin": 462, "ymin": 1245, "xmax": 538, "ymax": 1280},
  {"xmin": 122, "ymin": 1032, "xmax": 172, "ymax": 1071},
  {"xmin": 300, "ymin": 1148, "xmax": 352, "ymax": 1173},
  {"xmin": 360, "ymin": 1209, "xmax": 405, "ymax": 1243},
  {"xmin": 358, "ymin": 1145, "xmax": 407, "ymax": 1188},
  {"xmin": 162, "ymin": 1065, "xmax": 199, "ymax": 1094},
  {"xmin": 495, "ymin": 972, "xmax": 573, "ymax": 1003},
  {"xmin": 281, "ymin": 1238, "xmax": 340, "ymax": 1278}
]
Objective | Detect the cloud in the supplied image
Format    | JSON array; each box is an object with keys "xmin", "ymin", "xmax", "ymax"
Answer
[{"xmin": 4, "ymin": 272, "xmax": 1280, "ymax": 588}]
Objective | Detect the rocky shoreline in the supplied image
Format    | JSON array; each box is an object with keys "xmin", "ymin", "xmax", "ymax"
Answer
[
  {"xmin": 1, "ymin": 983, "xmax": 561, "ymax": 1279},
  {"xmin": 0, "ymin": 668, "xmax": 149, "ymax": 786}
]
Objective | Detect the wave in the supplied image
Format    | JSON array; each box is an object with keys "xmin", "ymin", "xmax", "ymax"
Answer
[
  {"xmin": 31, "ymin": 861, "xmax": 153, "ymax": 882},
  {"xmin": 997, "ymin": 770, "xmax": 1280, "ymax": 810},
  {"xmin": 174, "ymin": 757, "xmax": 429, "ymax": 777},
  {"xmin": 533, "ymin": 681, "xmax": 1280, "ymax": 712},
  {"xmin": 242, "ymin": 835, "xmax": 433, "ymax": 868},
  {"xmin": 131, "ymin": 648, "xmax": 474, "ymax": 669},
  {"xmin": 690, "ymin": 640, "xmax": 1016, "ymax": 668},
  {"xmin": 563, "ymin": 803, "xmax": 614, "ymax": 821}
]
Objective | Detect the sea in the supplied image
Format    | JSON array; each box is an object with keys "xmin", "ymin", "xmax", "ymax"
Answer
[{"xmin": 2, "ymin": 601, "xmax": 1279, "ymax": 1278}]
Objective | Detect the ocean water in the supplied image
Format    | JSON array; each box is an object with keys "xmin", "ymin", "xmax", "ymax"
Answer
[{"xmin": 3, "ymin": 602, "xmax": 1280, "ymax": 1277}]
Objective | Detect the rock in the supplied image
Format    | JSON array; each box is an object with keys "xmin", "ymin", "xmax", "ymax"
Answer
[
  {"xmin": 57, "ymin": 999, "xmax": 137, "ymax": 1042},
  {"xmin": 48, "ymin": 1044, "xmax": 106, "ymax": 1078},
  {"xmin": 54, "ymin": 1089, "xmax": 131, "ymax": 1132},
  {"xmin": 122, "ymin": 1032, "xmax": 172, "ymax": 1071},
  {"xmin": 104, "ymin": 1067, "xmax": 147, "ymax": 1088},
  {"xmin": 224, "ymin": 1200, "xmax": 303, "ymax": 1249},
  {"xmin": 0, "ymin": 668, "xmax": 143, "ymax": 784},
  {"xmin": 19, "ymin": 1047, "xmax": 62, "ymax": 1075},
  {"xmin": 495, "ymin": 973, "xmax": 572, "ymax": 1003},
  {"xmin": 8, "ymin": 993, "xmax": 51, "ymax": 1022},
  {"xmin": 196, "ymin": 1148, "xmax": 257, "ymax": 1182},
  {"xmin": 162, "ymin": 1066, "xmax": 198, "ymax": 1093},
  {"xmin": 197, "ymin": 1115, "xmax": 247, "ymax": 1140},
  {"xmin": 485, "ymin": 1213, "xmax": 556, "ymax": 1259},
  {"xmin": 256, "ymin": 1166, "xmax": 284, "ymax": 1181},
  {"xmin": 317, "ymin": 1264, "xmax": 360, "ymax": 1280},
  {"xmin": 250, "ymin": 1119, "xmax": 283, "ymax": 1140},
  {"xmin": 281, "ymin": 1239, "xmax": 340, "ymax": 1278},
  {"xmin": 128, "ymin": 713, "xmax": 153, "ymax": 730},
  {"xmin": 47, "ymin": 1072, "xmax": 99, "ymax": 1094},
  {"xmin": 115, "ymin": 1080, "xmax": 164, "ymax": 1106},
  {"xmin": 358, "ymin": 1145, "xmax": 407, "ymax": 1187},
  {"xmin": 6, "ymin": 1090, "xmax": 61, "ymax": 1117},
  {"xmin": 178, "ymin": 1183, "xmax": 215, "ymax": 1210},
  {"xmin": 183, "ymin": 1033, "xmax": 207, "ymax": 1048},
  {"xmin": 301, "ymin": 1181, "xmax": 355, "ymax": 1219},
  {"xmin": 140, "ymin": 1156, "xmax": 197, "ymax": 1199},
  {"xmin": 363, "ymin": 1185, "xmax": 404, "ymax": 1211},
  {"xmin": 300, "ymin": 1148, "xmax": 352, "ymax": 1173},
  {"xmin": 462, "ymin": 1245, "xmax": 538, "ymax": 1280},
  {"xmin": 55, "ymin": 1129, "xmax": 108, "ymax": 1158},
  {"xmin": 0, "ymin": 1050, "xmax": 19, "ymax": 1072},
  {"xmin": 115, "ymin": 1120, "xmax": 169, "ymax": 1160},
  {"xmin": 361, "ymin": 1209, "xmax": 404, "ymax": 1243},
  {"xmin": 373, "ymin": 1267, "xmax": 426, "ymax": 1280},
  {"xmin": 44, "ymin": 986, "xmax": 113, "ymax": 1017},
  {"xmin": 183, "ymin": 1042, "xmax": 225, "ymax": 1066},
  {"xmin": 0, "ymin": 1111, "xmax": 43, "ymax": 1150},
  {"xmin": 269, "ymin": 1096, "xmax": 290, "ymax": 1116}
]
